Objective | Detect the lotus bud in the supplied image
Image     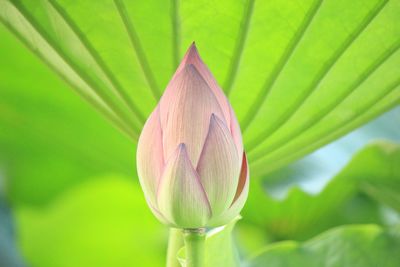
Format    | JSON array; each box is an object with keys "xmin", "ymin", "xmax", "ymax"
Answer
[{"xmin": 136, "ymin": 43, "xmax": 249, "ymax": 229}]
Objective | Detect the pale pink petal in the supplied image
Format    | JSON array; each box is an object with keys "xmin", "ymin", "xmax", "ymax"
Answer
[
  {"xmin": 208, "ymin": 153, "xmax": 249, "ymax": 227},
  {"xmin": 229, "ymin": 105, "xmax": 244, "ymax": 159},
  {"xmin": 136, "ymin": 107, "xmax": 164, "ymax": 205},
  {"xmin": 157, "ymin": 144, "xmax": 212, "ymax": 228},
  {"xmin": 175, "ymin": 43, "xmax": 231, "ymax": 124},
  {"xmin": 197, "ymin": 114, "xmax": 241, "ymax": 216},
  {"xmin": 159, "ymin": 65, "xmax": 225, "ymax": 166},
  {"xmin": 148, "ymin": 200, "xmax": 171, "ymax": 225}
]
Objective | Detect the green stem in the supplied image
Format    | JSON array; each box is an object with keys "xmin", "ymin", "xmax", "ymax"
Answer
[
  {"xmin": 183, "ymin": 228, "xmax": 206, "ymax": 267},
  {"xmin": 167, "ymin": 228, "xmax": 184, "ymax": 267}
]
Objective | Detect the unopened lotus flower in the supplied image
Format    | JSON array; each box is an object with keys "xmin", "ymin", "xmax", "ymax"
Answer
[{"xmin": 137, "ymin": 43, "xmax": 249, "ymax": 229}]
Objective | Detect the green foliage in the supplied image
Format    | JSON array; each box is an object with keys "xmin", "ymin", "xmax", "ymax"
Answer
[
  {"xmin": 242, "ymin": 141, "xmax": 400, "ymax": 242},
  {"xmin": 247, "ymin": 224, "xmax": 400, "ymax": 267},
  {"xmin": 1, "ymin": 0, "xmax": 399, "ymax": 178},
  {"xmin": 0, "ymin": 0, "xmax": 399, "ymax": 266},
  {"xmin": 16, "ymin": 176, "xmax": 166, "ymax": 267},
  {"xmin": 0, "ymin": 24, "xmax": 134, "ymax": 206}
]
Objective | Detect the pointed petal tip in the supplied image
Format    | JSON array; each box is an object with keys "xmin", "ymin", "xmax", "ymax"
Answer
[
  {"xmin": 209, "ymin": 113, "xmax": 220, "ymax": 128},
  {"xmin": 197, "ymin": 112, "xmax": 241, "ymax": 215},
  {"xmin": 173, "ymin": 143, "xmax": 188, "ymax": 161},
  {"xmin": 209, "ymin": 112, "xmax": 227, "ymax": 128},
  {"xmin": 179, "ymin": 63, "xmax": 204, "ymax": 82},
  {"xmin": 180, "ymin": 47, "xmax": 233, "ymax": 126},
  {"xmin": 157, "ymin": 141, "xmax": 212, "ymax": 228},
  {"xmin": 181, "ymin": 42, "xmax": 202, "ymax": 66},
  {"xmin": 178, "ymin": 142, "xmax": 185, "ymax": 150},
  {"xmin": 183, "ymin": 63, "xmax": 196, "ymax": 71},
  {"xmin": 177, "ymin": 143, "xmax": 191, "ymax": 157},
  {"xmin": 210, "ymin": 112, "xmax": 216, "ymax": 121},
  {"xmin": 188, "ymin": 42, "xmax": 199, "ymax": 55},
  {"xmin": 188, "ymin": 41, "xmax": 198, "ymax": 52}
]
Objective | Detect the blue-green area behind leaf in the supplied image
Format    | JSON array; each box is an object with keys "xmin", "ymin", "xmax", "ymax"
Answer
[
  {"xmin": 241, "ymin": 141, "xmax": 400, "ymax": 243},
  {"xmin": 0, "ymin": 196, "xmax": 27, "ymax": 267}
]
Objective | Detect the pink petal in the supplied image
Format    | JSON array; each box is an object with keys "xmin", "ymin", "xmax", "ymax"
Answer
[
  {"xmin": 157, "ymin": 144, "xmax": 212, "ymax": 228},
  {"xmin": 159, "ymin": 65, "xmax": 225, "ymax": 166},
  {"xmin": 196, "ymin": 114, "xmax": 241, "ymax": 216},
  {"xmin": 208, "ymin": 152, "xmax": 249, "ymax": 227},
  {"xmin": 229, "ymin": 105, "xmax": 244, "ymax": 159},
  {"xmin": 136, "ymin": 107, "xmax": 164, "ymax": 205},
  {"xmin": 176, "ymin": 43, "xmax": 231, "ymax": 125},
  {"xmin": 148, "ymin": 200, "xmax": 171, "ymax": 225}
]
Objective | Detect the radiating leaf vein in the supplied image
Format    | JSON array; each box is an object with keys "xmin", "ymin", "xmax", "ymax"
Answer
[
  {"xmin": 245, "ymin": 0, "xmax": 389, "ymax": 152},
  {"xmin": 114, "ymin": 0, "xmax": 161, "ymax": 100},
  {"xmin": 240, "ymin": 0, "xmax": 324, "ymax": 132}
]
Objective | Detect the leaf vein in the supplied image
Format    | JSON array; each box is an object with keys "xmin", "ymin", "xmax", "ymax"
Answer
[
  {"xmin": 252, "ymin": 42, "xmax": 400, "ymax": 169},
  {"xmin": 246, "ymin": 0, "xmax": 389, "ymax": 152},
  {"xmin": 240, "ymin": 0, "xmax": 324, "ymax": 132},
  {"xmin": 253, "ymin": 81, "xmax": 400, "ymax": 176},
  {"xmin": 114, "ymin": 0, "xmax": 161, "ymax": 100},
  {"xmin": 48, "ymin": 0, "xmax": 146, "ymax": 125},
  {"xmin": 224, "ymin": 0, "xmax": 255, "ymax": 95},
  {"xmin": 1, "ymin": 0, "xmax": 138, "ymax": 139},
  {"xmin": 171, "ymin": 0, "xmax": 181, "ymax": 69}
]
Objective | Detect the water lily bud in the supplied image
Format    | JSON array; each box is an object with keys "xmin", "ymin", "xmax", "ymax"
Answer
[{"xmin": 137, "ymin": 43, "xmax": 249, "ymax": 229}]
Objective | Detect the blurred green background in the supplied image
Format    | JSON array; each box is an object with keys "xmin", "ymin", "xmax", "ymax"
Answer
[{"xmin": 0, "ymin": 0, "xmax": 399, "ymax": 266}]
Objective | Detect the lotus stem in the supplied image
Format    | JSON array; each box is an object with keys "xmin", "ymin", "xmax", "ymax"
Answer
[
  {"xmin": 166, "ymin": 228, "xmax": 184, "ymax": 267},
  {"xmin": 183, "ymin": 228, "xmax": 206, "ymax": 267}
]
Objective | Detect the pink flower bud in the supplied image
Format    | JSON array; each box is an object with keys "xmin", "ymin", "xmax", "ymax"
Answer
[{"xmin": 137, "ymin": 43, "xmax": 249, "ymax": 228}]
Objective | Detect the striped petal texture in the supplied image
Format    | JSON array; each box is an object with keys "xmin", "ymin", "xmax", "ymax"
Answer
[{"xmin": 137, "ymin": 44, "xmax": 249, "ymax": 228}]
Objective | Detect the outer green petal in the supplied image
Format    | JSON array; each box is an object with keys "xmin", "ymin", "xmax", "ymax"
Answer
[{"xmin": 157, "ymin": 144, "xmax": 212, "ymax": 228}]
